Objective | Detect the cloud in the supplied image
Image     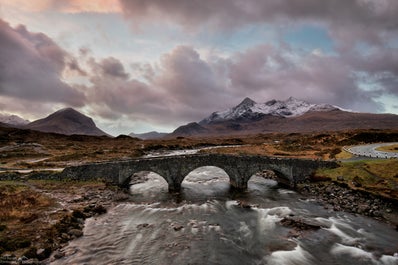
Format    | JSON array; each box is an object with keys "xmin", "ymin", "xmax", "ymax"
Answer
[
  {"xmin": 154, "ymin": 46, "xmax": 234, "ymax": 118},
  {"xmin": 0, "ymin": 0, "xmax": 121, "ymax": 13},
  {"xmin": 227, "ymin": 44, "xmax": 383, "ymax": 112},
  {"xmin": 344, "ymin": 48, "xmax": 398, "ymax": 95},
  {"xmin": 82, "ymin": 56, "xmax": 169, "ymax": 123},
  {"xmin": 0, "ymin": 19, "xmax": 85, "ymax": 106},
  {"xmin": 90, "ymin": 57, "xmax": 130, "ymax": 79},
  {"xmin": 118, "ymin": 0, "xmax": 398, "ymax": 30},
  {"xmin": 53, "ymin": 0, "xmax": 121, "ymax": 13},
  {"xmin": 119, "ymin": 0, "xmax": 398, "ymax": 49},
  {"xmin": 82, "ymin": 46, "xmax": 235, "ymax": 127}
]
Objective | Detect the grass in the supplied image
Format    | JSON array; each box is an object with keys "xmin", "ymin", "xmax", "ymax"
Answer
[
  {"xmin": 0, "ymin": 181, "xmax": 55, "ymax": 256},
  {"xmin": 376, "ymin": 144, "xmax": 398, "ymax": 153},
  {"xmin": 317, "ymin": 159, "xmax": 398, "ymax": 199},
  {"xmin": 335, "ymin": 150, "xmax": 353, "ymax": 159},
  {"xmin": 0, "ymin": 182, "xmax": 53, "ymax": 222},
  {"xmin": 28, "ymin": 179, "xmax": 107, "ymax": 193},
  {"xmin": 201, "ymin": 143, "xmax": 343, "ymax": 160}
]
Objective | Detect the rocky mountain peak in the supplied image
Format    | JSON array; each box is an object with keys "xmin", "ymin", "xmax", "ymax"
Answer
[
  {"xmin": 237, "ymin": 97, "xmax": 256, "ymax": 108},
  {"xmin": 200, "ymin": 97, "xmax": 340, "ymax": 124}
]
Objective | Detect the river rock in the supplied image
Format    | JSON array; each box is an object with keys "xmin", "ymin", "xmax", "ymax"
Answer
[
  {"xmin": 36, "ymin": 249, "xmax": 45, "ymax": 256},
  {"xmin": 137, "ymin": 223, "xmax": 152, "ymax": 229},
  {"xmin": 36, "ymin": 248, "xmax": 51, "ymax": 260},
  {"xmin": 237, "ymin": 200, "xmax": 252, "ymax": 209},
  {"xmin": 171, "ymin": 223, "xmax": 184, "ymax": 231},
  {"xmin": 68, "ymin": 229, "xmax": 83, "ymax": 238},
  {"xmin": 280, "ymin": 216, "xmax": 324, "ymax": 231},
  {"xmin": 24, "ymin": 258, "xmax": 40, "ymax": 265},
  {"xmin": 53, "ymin": 250, "xmax": 65, "ymax": 259}
]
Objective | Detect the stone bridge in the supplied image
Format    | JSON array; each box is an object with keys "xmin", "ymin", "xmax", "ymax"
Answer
[{"xmin": 60, "ymin": 154, "xmax": 338, "ymax": 192}]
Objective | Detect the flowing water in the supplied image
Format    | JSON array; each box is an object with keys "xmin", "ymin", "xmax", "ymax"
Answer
[{"xmin": 52, "ymin": 167, "xmax": 398, "ymax": 265}]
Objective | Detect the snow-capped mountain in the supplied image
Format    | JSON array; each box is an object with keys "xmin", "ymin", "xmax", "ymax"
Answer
[
  {"xmin": 171, "ymin": 96, "xmax": 398, "ymax": 137},
  {"xmin": 0, "ymin": 113, "xmax": 29, "ymax": 126},
  {"xmin": 200, "ymin": 97, "xmax": 339, "ymax": 124}
]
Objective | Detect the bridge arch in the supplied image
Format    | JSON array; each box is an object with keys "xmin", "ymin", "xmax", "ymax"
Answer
[
  {"xmin": 181, "ymin": 166, "xmax": 230, "ymax": 186},
  {"xmin": 167, "ymin": 160, "xmax": 248, "ymax": 192},
  {"xmin": 122, "ymin": 170, "xmax": 168, "ymax": 188},
  {"xmin": 246, "ymin": 168, "xmax": 293, "ymax": 188}
]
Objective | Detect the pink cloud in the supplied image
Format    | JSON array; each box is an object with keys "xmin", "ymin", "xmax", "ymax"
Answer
[
  {"xmin": 1, "ymin": 0, "xmax": 121, "ymax": 13},
  {"xmin": 0, "ymin": 19, "xmax": 85, "ymax": 106}
]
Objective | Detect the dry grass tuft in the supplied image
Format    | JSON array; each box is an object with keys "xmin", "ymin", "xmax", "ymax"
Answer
[{"xmin": 0, "ymin": 183, "xmax": 53, "ymax": 222}]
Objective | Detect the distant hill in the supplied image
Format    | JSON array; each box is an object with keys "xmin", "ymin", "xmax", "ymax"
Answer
[
  {"xmin": 170, "ymin": 97, "xmax": 398, "ymax": 137},
  {"xmin": 25, "ymin": 108, "xmax": 109, "ymax": 136},
  {"xmin": 0, "ymin": 113, "xmax": 29, "ymax": 126},
  {"xmin": 129, "ymin": 131, "xmax": 167, "ymax": 140},
  {"xmin": 171, "ymin": 122, "xmax": 209, "ymax": 136}
]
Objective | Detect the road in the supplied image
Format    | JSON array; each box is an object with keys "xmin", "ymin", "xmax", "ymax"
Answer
[{"xmin": 345, "ymin": 142, "xmax": 398, "ymax": 159}]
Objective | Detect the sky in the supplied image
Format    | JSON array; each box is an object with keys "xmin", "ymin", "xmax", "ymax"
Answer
[{"xmin": 0, "ymin": 0, "xmax": 398, "ymax": 136}]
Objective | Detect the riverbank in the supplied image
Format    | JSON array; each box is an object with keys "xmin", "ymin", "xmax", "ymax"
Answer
[
  {"xmin": 297, "ymin": 181, "xmax": 398, "ymax": 229},
  {"xmin": 0, "ymin": 179, "xmax": 127, "ymax": 264}
]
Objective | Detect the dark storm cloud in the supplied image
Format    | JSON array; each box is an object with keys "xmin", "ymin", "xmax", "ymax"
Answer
[
  {"xmin": 227, "ymin": 45, "xmax": 383, "ymax": 112},
  {"xmin": 119, "ymin": 0, "xmax": 398, "ymax": 47},
  {"xmin": 344, "ymin": 48, "xmax": 398, "ymax": 95},
  {"xmin": 95, "ymin": 57, "xmax": 130, "ymax": 79},
  {"xmin": 83, "ymin": 47, "xmax": 233, "ymax": 125},
  {"xmin": 83, "ymin": 56, "xmax": 170, "ymax": 123},
  {"xmin": 154, "ymin": 46, "xmax": 234, "ymax": 118},
  {"xmin": 0, "ymin": 19, "xmax": 85, "ymax": 106},
  {"xmin": 119, "ymin": 0, "xmax": 398, "ymax": 26}
]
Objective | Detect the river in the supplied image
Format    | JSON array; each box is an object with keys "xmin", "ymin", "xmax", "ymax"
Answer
[{"xmin": 51, "ymin": 165, "xmax": 398, "ymax": 265}]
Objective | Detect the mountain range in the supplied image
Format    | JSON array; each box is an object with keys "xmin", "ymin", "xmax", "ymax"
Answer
[
  {"xmin": 199, "ymin": 97, "xmax": 340, "ymax": 124},
  {"xmin": 170, "ymin": 97, "xmax": 398, "ymax": 137},
  {"xmin": 1, "ymin": 97, "xmax": 398, "ymax": 138}
]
